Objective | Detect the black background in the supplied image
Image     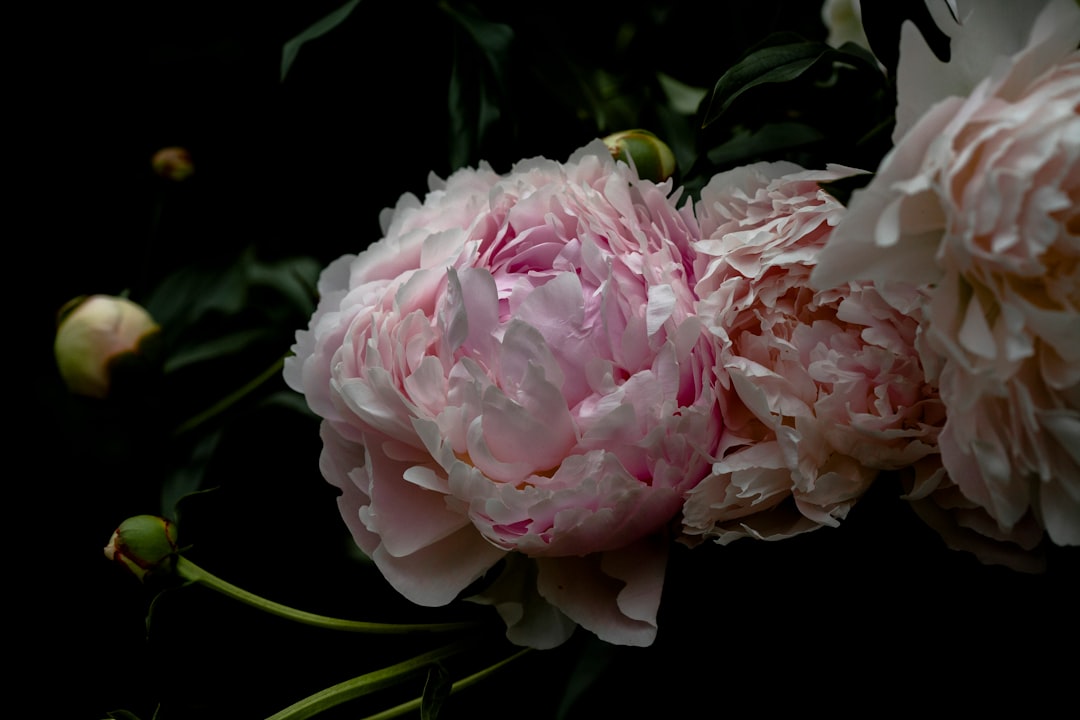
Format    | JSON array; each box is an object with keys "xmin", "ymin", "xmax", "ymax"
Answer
[{"xmin": 27, "ymin": 2, "xmax": 1078, "ymax": 718}]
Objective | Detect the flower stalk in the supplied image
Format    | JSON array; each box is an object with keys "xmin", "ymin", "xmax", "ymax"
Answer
[
  {"xmin": 360, "ymin": 648, "xmax": 532, "ymax": 720},
  {"xmin": 174, "ymin": 556, "xmax": 479, "ymax": 635},
  {"xmin": 265, "ymin": 639, "xmax": 477, "ymax": 720},
  {"xmin": 172, "ymin": 354, "xmax": 287, "ymax": 437}
]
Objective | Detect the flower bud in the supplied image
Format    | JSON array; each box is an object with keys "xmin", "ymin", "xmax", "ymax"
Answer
[
  {"xmin": 104, "ymin": 515, "xmax": 179, "ymax": 582},
  {"xmin": 151, "ymin": 146, "xmax": 194, "ymax": 182},
  {"xmin": 602, "ymin": 129, "xmax": 677, "ymax": 183},
  {"xmin": 54, "ymin": 295, "xmax": 161, "ymax": 399}
]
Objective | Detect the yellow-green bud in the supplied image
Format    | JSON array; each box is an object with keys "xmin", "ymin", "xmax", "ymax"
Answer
[
  {"xmin": 602, "ymin": 129, "xmax": 677, "ymax": 183},
  {"xmin": 104, "ymin": 515, "xmax": 179, "ymax": 582},
  {"xmin": 54, "ymin": 295, "xmax": 161, "ymax": 399},
  {"xmin": 151, "ymin": 146, "xmax": 194, "ymax": 182}
]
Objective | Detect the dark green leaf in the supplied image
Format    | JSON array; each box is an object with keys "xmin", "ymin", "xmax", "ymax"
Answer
[
  {"xmin": 163, "ymin": 328, "xmax": 272, "ymax": 374},
  {"xmin": 555, "ymin": 636, "xmax": 617, "ymax": 720},
  {"xmin": 144, "ymin": 260, "xmax": 248, "ymax": 331},
  {"xmin": 247, "ymin": 255, "xmax": 321, "ymax": 317},
  {"xmin": 420, "ymin": 663, "xmax": 452, "ymax": 720},
  {"xmin": 143, "ymin": 249, "xmax": 318, "ymax": 373},
  {"xmin": 161, "ymin": 430, "xmax": 224, "ymax": 518},
  {"xmin": 706, "ymin": 122, "xmax": 824, "ymax": 167},
  {"xmin": 656, "ymin": 71, "xmax": 709, "ymax": 116},
  {"xmin": 281, "ymin": 0, "xmax": 363, "ymax": 81},
  {"xmin": 704, "ymin": 42, "xmax": 834, "ymax": 127},
  {"xmin": 441, "ymin": 2, "xmax": 514, "ymax": 169},
  {"xmin": 834, "ymin": 41, "xmax": 886, "ymax": 73},
  {"xmin": 258, "ymin": 389, "xmax": 318, "ymax": 418},
  {"xmin": 441, "ymin": 2, "xmax": 513, "ymax": 73}
]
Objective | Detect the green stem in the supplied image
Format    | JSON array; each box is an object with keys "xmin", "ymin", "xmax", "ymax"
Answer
[
  {"xmin": 174, "ymin": 556, "xmax": 479, "ymax": 634},
  {"xmin": 361, "ymin": 648, "xmax": 532, "ymax": 720},
  {"xmin": 172, "ymin": 354, "xmax": 287, "ymax": 437},
  {"xmin": 266, "ymin": 640, "xmax": 477, "ymax": 720}
]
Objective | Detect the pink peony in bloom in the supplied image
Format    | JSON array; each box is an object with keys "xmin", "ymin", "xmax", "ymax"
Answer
[
  {"xmin": 811, "ymin": 0, "xmax": 1080, "ymax": 547},
  {"xmin": 285, "ymin": 140, "xmax": 721, "ymax": 648},
  {"xmin": 682, "ymin": 162, "xmax": 943, "ymax": 544}
]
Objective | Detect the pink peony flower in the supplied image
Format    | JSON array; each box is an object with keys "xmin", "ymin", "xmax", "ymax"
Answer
[
  {"xmin": 811, "ymin": 0, "xmax": 1080, "ymax": 546},
  {"xmin": 682, "ymin": 162, "xmax": 943, "ymax": 544},
  {"xmin": 285, "ymin": 141, "xmax": 721, "ymax": 648},
  {"xmin": 903, "ymin": 465, "xmax": 1048, "ymax": 573}
]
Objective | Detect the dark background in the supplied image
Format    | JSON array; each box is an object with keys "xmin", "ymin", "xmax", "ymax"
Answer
[{"xmin": 28, "ymin": 1, "xmax": 1078, "ymax": 718}]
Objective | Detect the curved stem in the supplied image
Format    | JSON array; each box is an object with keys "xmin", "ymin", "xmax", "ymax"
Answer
[
  {"xmin": 174, "ymin": 556, "xmax": 480, "ymax": 634},
  {"xmin": 172, "ymin": 354, "xmax": 287, "ymax": 437},
  {"xmin": 266, "ymin": 640, "xmax": 476, "ymax": 720},
  {"xmin": 361, "ymin": 648, "xmax": 532, "ymax": 720}
]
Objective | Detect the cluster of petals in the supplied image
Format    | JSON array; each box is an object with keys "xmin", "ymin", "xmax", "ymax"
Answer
[
  {"xmin": 811, "ymin": 0, "xmax": 1080, "ymax": 547},
  {"xmin": 682, "ymin": 162, "xmax": 943, "ymax": 544},
  {"xmin": 285, "ymin": 141, "xmax": 721, "ymax": 648}
]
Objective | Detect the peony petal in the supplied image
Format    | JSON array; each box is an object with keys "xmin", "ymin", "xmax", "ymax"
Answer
[
  {"xmin": 646, "ymin": 283, "xmax": 676, "ymax": 337},
  {"xmin": 467, "ymin": 555, "xmax": 577, "ymax": 649},
  {"xmin": 957, "ymin": 293, "xmax": 997, "ymax": 359},
  {"xmin": 360, "ymin": 438, "xmax": 470, "ymax": 558},
  {"xmin": 371, "ymin": 524, "xmax": 507, "ymax": 606},
  {"xmin": 535, "ymin": 544, "xmax": 664, "ymax": 647},
  {"xmin": 477, "ymin": 363, "xmax": 577, "ymax": 477}
]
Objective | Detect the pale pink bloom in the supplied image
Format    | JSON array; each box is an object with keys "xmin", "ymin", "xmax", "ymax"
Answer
[
  {"xmin": 54, "ymin": 295, "xmax": 160, "ymax": 399},
  {"xmin": 682, "ymin": 162, "xmax": 942, "ymax": 544},
  {"xmin": 811, "ymin": 0, "xmax": 1080, "ymax": 546},
  {"xmin": 902, "ymin": 459, "xmax": 1047, "ymax": 573},
  {"xmin": 286, "ymin": 141, "xmax": 721, "ymax": 648}
]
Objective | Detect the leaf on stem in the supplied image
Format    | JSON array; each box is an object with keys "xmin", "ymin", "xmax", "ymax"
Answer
[
  {"xmin": 281, "ymin": 0, "xmax": 363, "ymax": 81},
  {"xmin": 420, "ymin": 663, "xmax": 452, "ymax": 720}
]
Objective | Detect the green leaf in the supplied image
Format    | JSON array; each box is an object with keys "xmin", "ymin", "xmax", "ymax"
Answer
[
  {"xmin": 656, "ymin": 72, "xmax": 708, "ymax": 116},
  {"xmin": 281, "ymin": 0, "xmax": 363, "ymax": 81},
  {"xmin": 834, "ymin": 41, "xmax": 886, "ymax": 73},
  {"xmin": 258, "ymin": 389, "xmax": 318, "ymax": 419},
  {"xmin": 265, "ymin": 641, "xmax": 474, "ymax": 720},
  {"xmin": 144, "ymin": 261, "xmax": 248, "ymax": 331},
  {"xmin": 144, "ymin": 249, "xmax": 318, "ymax": 373},
  {"xmin": 441, "ymin": 2, "xmax": 513, "ymax": 169},
  {"xmin": 555, "ymin": 636, "xmax": 617, "ymax": 720},
  {"xmin": 420, "ymin": 663, "xmax": 452, "ymax": 720},
  {"xmin": 161, "ymin": 430, "xmax": 223, "ymax": 518},
  {"xmin": 163, "ymin": 328, "xmax": 272, "ymax": 374},
  {"xmin": 706, "ymin": 122, "xmax": 824, "ymax": 167},
  {"xmin": 247, "ymin": 255, "xmax": 321, "ymax": 317},
  {"xmin": 441, "ymin": 3, "xmax": 513, "ymax": 80},
  {"xmin": 703, "ymin": 41, "xmax": 835, "ymax": 127}
]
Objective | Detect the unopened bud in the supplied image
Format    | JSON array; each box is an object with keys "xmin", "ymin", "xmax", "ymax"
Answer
[
  {"xmin": 104, "ymin": 515, "xmax": 179, "ymax": 582},
  {"xmin": 151, "ymin": 146, "xmax": 194, "ymax": 182},
  {"xmin": 602, "ymin": 129, "xmax": 677, "ymax": 183},
  {"xmin": 54, "ymin": 295, "xmax": 161, "ymax": 399}
]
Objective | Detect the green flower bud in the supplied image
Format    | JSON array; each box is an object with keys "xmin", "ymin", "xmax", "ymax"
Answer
[
  {"xmin": 54, "ymin": 295, "xmax": 161, "ymax": 399},
  {"xmin": 602, "ymin": 129, "xmax": 677, "ymax": 183},
  {"xmin": 151, "ymin": 146, "xmax": 194, "ymax": 182},
  {"xmin": 104, "ymin": 515, "xmax": 178, "ymax": 582}
]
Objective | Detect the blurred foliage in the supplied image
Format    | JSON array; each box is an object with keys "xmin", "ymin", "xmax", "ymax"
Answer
[{"xmin": 33, "ymin": 1, "xmax": 1078, "ymax": 719}]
